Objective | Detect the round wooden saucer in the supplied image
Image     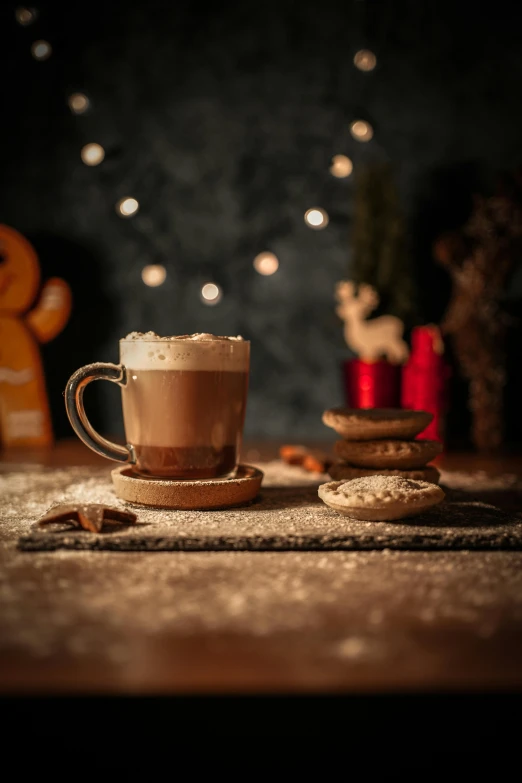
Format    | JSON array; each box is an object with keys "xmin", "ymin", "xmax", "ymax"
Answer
[{"xmin": 111, "ymin": 464, "xmax": 264, "ymax": 510}]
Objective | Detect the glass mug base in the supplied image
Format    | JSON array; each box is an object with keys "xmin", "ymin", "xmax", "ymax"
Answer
[
  {"xmin": 131, "ymin": 466, "xmax": 241, "ymax": 483},
  {"xmin": 130, "ymin": 444, "xmax": 239, "ymax": 480}
]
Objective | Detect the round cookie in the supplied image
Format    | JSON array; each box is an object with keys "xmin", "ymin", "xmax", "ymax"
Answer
[
  {"xmin": 333, "ymin": 438, "xmax": 442, "ymax": 469},
  {"xmin": 318, "ymin": 475, "xmax": 445, "ymax": 521},
  {"xmin": 322, "ymin": 408, "xmax": 433, "ymax": 441},
  {"xmin": 328, "ymin": 463, "xmax": 441, "ymax": 485}
]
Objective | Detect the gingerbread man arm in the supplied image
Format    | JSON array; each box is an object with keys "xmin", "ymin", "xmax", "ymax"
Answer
[{"xmin": 26, "ymin": 277, "xmax": 72, "ymax": 344}]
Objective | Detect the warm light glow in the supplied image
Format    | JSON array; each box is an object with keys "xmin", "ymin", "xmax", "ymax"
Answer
[
  {"xmin": 330, "ymin": 155, "xmax": 353, "ymax": 178},
  {"xmin": 201, "ymin": 282, "xmax": 222, "ymax": 305},
  {"xmin": 354, "ymin": 49, "xmax": 377, "ymax": 72},
  {"xmin": 31, "ymin": 40, "xmax": 52, "ymax": 61},
  {"xmin": 116, "ymin": 197, "xmax": 139, "ymax": 217},
  {"xmin": 81, "ymin": 143, "xmax": 105, "ymax": 166},
  {"xmin": 253, "ymin": 252, "xmax": 279, "ymax": 276},
  {"xmin": 15, "ymin": 6, "xmax": 38, "ymax": 25},
  {"xmin": 141, "ymin": 264, "xmax": 167, "ymax": 287},
  {"xmin": 68, "ymin": 93, "xmax": 90, "ymax": 114},
  {"xmin": 304, "ymin": 208, "xmax": 329, "ymax": 229},
  {"xmin": 350, "ymin": 119, "xmax": 374, "ymax": 142}
]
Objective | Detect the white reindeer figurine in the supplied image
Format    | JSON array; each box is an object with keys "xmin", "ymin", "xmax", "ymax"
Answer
[{"xmin": 335, "ymin": 280, "xmax": 409, "ymax": 364}]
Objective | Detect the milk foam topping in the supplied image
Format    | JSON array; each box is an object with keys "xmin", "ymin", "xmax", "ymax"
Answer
[{"xmin": 121, "ymin": 332, "xmax": 249, "ymax": 371}]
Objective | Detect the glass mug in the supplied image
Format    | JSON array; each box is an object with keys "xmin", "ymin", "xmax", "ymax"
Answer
[{"xmin": 65, "ymin": 334, "xmax": 250, "ymax": 479}]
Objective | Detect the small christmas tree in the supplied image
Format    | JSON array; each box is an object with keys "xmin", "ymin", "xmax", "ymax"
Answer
[{"xmin": 351, "ymin": 162, "xmax": 419, "ymax": 326}]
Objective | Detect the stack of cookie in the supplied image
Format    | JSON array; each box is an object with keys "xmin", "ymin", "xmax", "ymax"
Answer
[{"xmin": 322, "ymin": 408, "xmax": 442, "ymax": 484}]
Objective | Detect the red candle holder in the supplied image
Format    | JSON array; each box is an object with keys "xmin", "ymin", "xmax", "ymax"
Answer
[
  {"xmin": 401, "ymin": 325, "xmax": 451, "ymax": 443},
  {"xmin": 342, "ymin": 359, "xmax": 401, "ymax": 409}
]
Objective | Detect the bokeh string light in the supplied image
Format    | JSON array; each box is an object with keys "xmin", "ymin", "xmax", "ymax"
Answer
[
  {"xmin": 304, "ymin": 208, "xmax": 329, "ymax": 230},
  {"xmin": 330, "ymin": 155, "xmax": 353, "ymax": 178},
  {"xmin": 15, "ymin": 7, "xmax": 38, "ymax": 25},
  {"xmin": 68, "ymin": 93, "xmax": 90, "ymax": 114},
  {"xmin": 253, "ymin": 252, "xmax": 279, "ymax": 276},
  {"xmin": 17, "ymin": 13, "xmax": 379, "ymax": 301},
  {"xmin": 353, "ymin": 49, "xmax": 377, "ymax": 72},
  {"xmin": 31, "ymin": 40, "xmax": 52, "ymax": 61},
  {"xmin": 349, "ymin": 119, "xmax": 374, "ymax": 142},
  {"xmin": 80, "ymin": 143, "xmax": 105, "ymax": 166},
  {"xmin": 201, "ymin": 282, "xmax": 222, "ymax": 305},
  {"xmin": 116, "ymin": 197, "xmax": 139, "ymax": 217},
  {"xmin": 141, "ymin": 264, "xmax": 167, "ymax": 287}
]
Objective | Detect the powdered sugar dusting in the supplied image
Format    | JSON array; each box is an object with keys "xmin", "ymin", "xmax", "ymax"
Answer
[
  {"xmin": 0, "ymin": 460, "xmax": 519, "ymax": 547},
  {"xmin": 439, "ymin": 470, "xmax": 522, "ymax": 491},
  {"xmin": 1, "ymin": 461, "xmax": 522, "ymax": 689},
  {"xmin": 328, "ymin": 475, "xmax": 430, "ymax": 495}
]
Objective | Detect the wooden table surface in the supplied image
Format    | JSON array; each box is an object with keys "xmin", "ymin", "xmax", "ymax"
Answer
[{"xmin": 2, "ymin": 440, "xmax": 522, "ymax": 699}]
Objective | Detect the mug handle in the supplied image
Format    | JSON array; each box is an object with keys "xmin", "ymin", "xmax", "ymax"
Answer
[{"xmin": 65, "ymin": 362, "xmax": 135, "ymax": 464}]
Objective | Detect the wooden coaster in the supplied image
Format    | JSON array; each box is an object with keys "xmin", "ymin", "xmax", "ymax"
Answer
[{"xmin": 111, "ymin": 464, "xmax": 264, "ymax": 510}]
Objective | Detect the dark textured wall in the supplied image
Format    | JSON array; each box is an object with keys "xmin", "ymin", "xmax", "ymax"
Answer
[{"xmin": 1, "ymin": 0, "xmax": 522, "ymax": 444}]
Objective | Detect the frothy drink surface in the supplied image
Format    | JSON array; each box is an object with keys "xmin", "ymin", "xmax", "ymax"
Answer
[{"xmin": 121, "ymin": 333, "xmax": 249, "ymax": 478}]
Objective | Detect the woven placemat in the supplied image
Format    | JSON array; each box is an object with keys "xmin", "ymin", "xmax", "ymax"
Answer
[{"xmin": 2, "ymin": 460, "xmax": 521, "ymax": 553}]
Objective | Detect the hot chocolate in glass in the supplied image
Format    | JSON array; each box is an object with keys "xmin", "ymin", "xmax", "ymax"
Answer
[{"xmin": 65, "ymin": 333, "xmax": 250, "ymax": 479}]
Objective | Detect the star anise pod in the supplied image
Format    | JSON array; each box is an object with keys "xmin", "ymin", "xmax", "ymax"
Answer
[{"xmin": 38, "ymin": 504, "xmax": 137, "ymax": 533}]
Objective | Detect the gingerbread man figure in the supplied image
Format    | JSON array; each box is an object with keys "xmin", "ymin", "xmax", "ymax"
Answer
[{"xmin": 0, "ymin": 225, "xmax": 72, "ymax": 447}]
